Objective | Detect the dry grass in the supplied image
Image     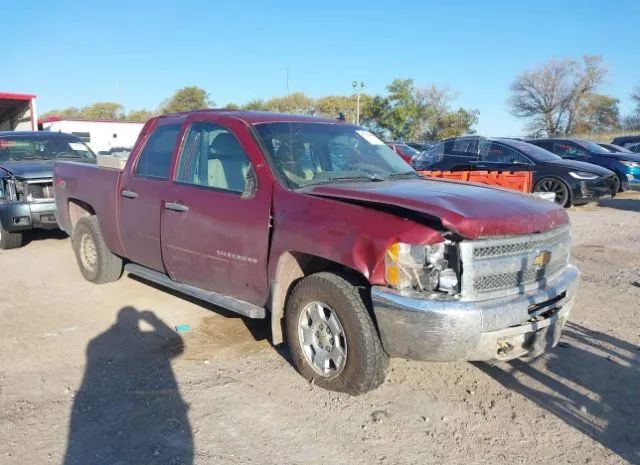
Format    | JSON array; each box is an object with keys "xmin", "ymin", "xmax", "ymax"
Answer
[{"xmin": 571, "ymin": 130, "xmax": 640, "ymax": 143}]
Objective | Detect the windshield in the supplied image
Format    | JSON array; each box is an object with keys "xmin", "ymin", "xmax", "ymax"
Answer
[
  {"xmin": 575, "ymin": 140, "xmax": 610, "ymax": 155},
  {"xmin": 497, "ymin": 139, "xmax": 561, "ymax": 162},
  {"xmin": 600, "ymin": 144, "xmax": 632, "ymax": 153},
  {"xmin": 254, "ymin": 122, "xmax": 415, "ymax": 187},
  {"xmin": 397, "ymin": 144, "xmax": 420, "ymax": 157},
  {"xmin": 0, "ymin": 134, "xmax": 96, "ymax": 161}
]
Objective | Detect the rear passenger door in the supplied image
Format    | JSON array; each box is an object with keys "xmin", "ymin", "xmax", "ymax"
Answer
[
  {"xmin": 160, "ymin": 114, "xmax": 273, "ymax": 306},
  {"xmin": 118, "ymin": 119, "xmax": 184, "ymax": 272}
]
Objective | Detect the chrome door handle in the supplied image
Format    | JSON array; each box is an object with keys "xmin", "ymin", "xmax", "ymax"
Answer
[
  {"xmin": 121, "ymin": 190, "xmax": 138, "ymax": 199},
  {"xmin": 164, "ymin": 202, "xmax": 189, "ymax": 212}
]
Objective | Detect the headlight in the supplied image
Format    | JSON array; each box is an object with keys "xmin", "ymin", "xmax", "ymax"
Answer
[
  {"xmin": 385, "ymin": 242, "xmax": 458, "ymax": 294},
  {"xmin": 620, "ymin": 160, "xmax": 640, "ymax": 168},
  {"xmin": 569, "ymin": 171, "xmax": 599, "ymax": 180}
]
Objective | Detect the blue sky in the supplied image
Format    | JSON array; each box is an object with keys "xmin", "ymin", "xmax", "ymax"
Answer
[{"xmin": 4, "ymin": 0, "xmax": 639, "ymax": 136}]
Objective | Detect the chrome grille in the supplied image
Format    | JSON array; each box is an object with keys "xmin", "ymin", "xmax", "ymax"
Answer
[
  {"xmin": 473, "ymin": 258, "xmax": 566, "ymax": 292},
  {"xmin": 473, "ymin": 231, "xmax": 569, "ymax": 259},
  {"xmin": 27, "ymin": 180, "xmax": 54, "ymax": 200},
  {"xmin": 459, "ymin": 225, "xmax": 572, "ymax": 300}
]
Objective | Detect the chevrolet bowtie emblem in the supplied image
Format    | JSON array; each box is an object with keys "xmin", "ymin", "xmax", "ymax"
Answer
[{"xmin": 533, "ymin": 251, "xmax": 552, "ymax": 268}]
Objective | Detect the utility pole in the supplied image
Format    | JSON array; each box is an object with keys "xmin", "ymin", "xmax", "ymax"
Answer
[{"xmin": 352, "ymin": 81, "xmax": 365, "ymax": 125}]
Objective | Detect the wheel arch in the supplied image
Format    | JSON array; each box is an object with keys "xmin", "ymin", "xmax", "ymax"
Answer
[
  {"xmin": 534, "ymin": 175, "xmax": 573, "ymax": 207},
  {"xmin": 67, "ymin": 199, "xmax": 96, "ymax": 234},
  {"xmin": 268, "ymin": 251, "xmax": 369, "ymax": 345}
]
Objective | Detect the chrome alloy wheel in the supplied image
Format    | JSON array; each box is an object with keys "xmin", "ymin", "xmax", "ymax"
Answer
[
  {"xmin": 79, "ymin": 232, "xmax": 97, "ymax": 272},
  {"xmin": 298, "ymin": 301, "xmax": 348, "ymax": 377}
]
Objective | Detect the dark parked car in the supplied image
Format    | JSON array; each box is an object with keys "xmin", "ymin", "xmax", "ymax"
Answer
[
  {"xmin": 598, "ymin": 143, "xmax": 632, "ymax": 153},
  {"xmin": 527, "ymin": 138, "xmax": 640, "ymax": 191},
  {"xmin": 611, "ymin": 135, "xmax": 640, "ymax": 149},
  {"xmin": 414, "ymin": 136, "xmax": 618, "ymax": 207},
  {"xmin": 407, "ymin": 142, "xmax": 434, "ymax": 152},
  {"xmin": 0, "ymin": 131, "xmax": 96, "ymax": 248},
  {"xmin": 385, "ymin": 142, "xmax": 420, "ymax": 163}
]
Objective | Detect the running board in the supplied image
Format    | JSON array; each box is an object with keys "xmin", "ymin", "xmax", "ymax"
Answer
[{"xmin": 124, "ymin": 263, "xmax": 266, "ymax": 319}]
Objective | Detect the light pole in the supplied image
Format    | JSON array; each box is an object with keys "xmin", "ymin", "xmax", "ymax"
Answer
[{"xmin": 352, "ymin": 81, "xmax": 365, "ymax": 125}]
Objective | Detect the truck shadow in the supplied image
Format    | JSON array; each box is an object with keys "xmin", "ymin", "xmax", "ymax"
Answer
[
  {"xmin": 475, "ymin": 322, "xmax": 640, "ymax": 464},
  {"xmin": 63, "ymin": 306, "xmax": 193, "ymax": 465},
  {"xmin": 128, "ymin": 275, "xmax": 270, "ymax": 344}
]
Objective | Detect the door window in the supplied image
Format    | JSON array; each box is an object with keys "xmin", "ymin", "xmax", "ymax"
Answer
[
  {"xmin": 135, "ymin": 124, "xmax": 181, "ymax": 179},
  {"xmin": 554, "ymin": 141, "xmax": 588, "ymax": 158},
  {"xmin": 480, "ymin": 142, "xmax": 529, "ymax": 164},
  {"xmin": 175, "ymin": 122, "xmax": 252, "ymax": 193}
]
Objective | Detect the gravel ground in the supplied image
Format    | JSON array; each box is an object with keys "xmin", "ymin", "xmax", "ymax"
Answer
[{"xmin": 0, "ymin": 190, "xmax": 639, "ymax": 465}]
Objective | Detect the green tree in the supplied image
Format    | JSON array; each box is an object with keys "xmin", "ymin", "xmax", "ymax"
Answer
[
  {"xmin": 223, "ymin": 102, "xmax": 240, "ymax": 109},
  {"xmin": 264, "ymin": 92, "xmax": 315, "ymax": 114},
  {"xmin": 242, "ymin": 98, "xmax": 268, "ymax": 111},
  {"xmin": 573, "ymin": 93, "xmax": 620, "ymax": 133},
  {"xmin": 80, "ymin": 102, "xmax": 125, "ymax": 120},
  {"xmin": 126, "ymin": 109, "xmax": 154, "ymax": 122},
  {"xmin": 160, "ymin": 86, "xmax": 212, "ymax": 114},
  {"xmin": 40, "ymin": 107, "xmax": 81, "ymax": 119},
  {"xmin": 315, "ymin": 94, "xmax": 373, "ymax": 123},
  {"xmin": 366, "ymin": 79, "xmax": 477, "ymax": 140}
]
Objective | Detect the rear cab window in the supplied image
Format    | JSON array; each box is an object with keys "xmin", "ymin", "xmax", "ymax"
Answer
[{"xmin": 135, "ymin": 123, "xmax": 182, "ymax": 180}]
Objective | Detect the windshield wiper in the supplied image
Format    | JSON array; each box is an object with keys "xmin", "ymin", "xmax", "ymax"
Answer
[
  {"xmin": 385, "ymin": 171, "xmax": 421, "ymax": 180},
  {"xmin": 56, "ymin": 154, "xmax": 84, "ymax": 159},
  {"xmin": 309, "ymin": 174, "xmax": 386, "ymax": 186}
]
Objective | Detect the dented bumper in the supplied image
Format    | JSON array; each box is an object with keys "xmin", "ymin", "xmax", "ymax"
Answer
[
  {"xmin": 371, "ymin": 265, "xmax": 579, "ymax": 362},
  {"xmin": 0, "ymin": 200, "xmax": 58, "ymax": 232}
]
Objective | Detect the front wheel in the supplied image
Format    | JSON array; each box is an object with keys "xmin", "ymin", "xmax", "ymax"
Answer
[
  {"xmin": 0, "ymin": 223, "xmax": 23, "ymax": 250},
  {"xmin": 534, "ymin": 178, "xmax": 571, "ymax": 208},
  {"xmin": 285, "ymin": 272, "xmax": 388, "ymax": 395}
]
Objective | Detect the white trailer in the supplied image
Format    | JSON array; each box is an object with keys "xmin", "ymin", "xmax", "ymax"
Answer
[
  {"xmin": 0, "ymin": 92, "xmax": 37, "ymax": 131},
  {"xmin": 40, "ymin": 118, "xmax": 144, "ymax": 154}
]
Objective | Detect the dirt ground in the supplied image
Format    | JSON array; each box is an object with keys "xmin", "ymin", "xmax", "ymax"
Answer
[{"xmin": 1, "ymin": 191, "xmax": 639, "ymax": 465}]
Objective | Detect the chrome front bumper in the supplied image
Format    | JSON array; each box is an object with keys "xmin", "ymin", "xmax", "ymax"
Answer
[{"xmin": 371, "ymin": 265, "xmax": 579, "ymax": 362}]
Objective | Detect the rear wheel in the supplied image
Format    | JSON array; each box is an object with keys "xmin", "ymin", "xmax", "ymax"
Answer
[
  {"xmin": 534, "ymin": 178, "xmax": 571, "ymax": 208},
  {"xmin": 285, "ymin": 272, "xmax": 388, "ymax": 395},
  {"xmin": 0, "ymin": 224, "xmax": 23, "ymax": 250},
  {"xmin": 72, "ymin": 216, "xmax": 123, "ymax": 283}
]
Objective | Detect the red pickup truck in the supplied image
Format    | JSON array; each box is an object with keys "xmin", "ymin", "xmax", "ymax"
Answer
[{"xmin": 54, "ymin": 110, "xmax": 579, "ymax": 394}]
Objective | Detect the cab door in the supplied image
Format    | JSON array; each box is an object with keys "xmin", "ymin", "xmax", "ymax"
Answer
[
  {"xmin": 159, "ymin": 115, "xmax": 273, "ymax": 306},
  {"xmin": 118, "ymin": 118, "xmax": 185, "ymax": 272}
]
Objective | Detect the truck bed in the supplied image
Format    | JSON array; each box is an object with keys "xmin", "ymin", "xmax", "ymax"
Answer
[{"xmin": 53, "ymin": 161, "xmax": 125, "ymax": 256}]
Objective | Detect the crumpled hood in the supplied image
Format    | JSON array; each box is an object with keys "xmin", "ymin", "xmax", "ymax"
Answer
[
  {"xmin": 302, "ymin": 178, "xmax": 568, "ymax": 240},
  {"xmin": 0, "ymin": 160, "xmax": 55, "ymax": 179}
]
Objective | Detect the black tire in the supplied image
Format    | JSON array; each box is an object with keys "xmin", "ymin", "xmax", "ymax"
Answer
[
  {"xmin": 72, "ymin": 216, "xmax": 122, "ymax": 283},
  {"xmin": 615, "ymin": 173, "xmax": 624, "ymax": 193},
  {"xmin": 534, "ymin": 178, "xmax": 571, "ymax": 208},
  {"xmin": 0, "ymin": 223, "xmax": 23, "ymax": 250},
  {"xmin": 285, "ymin": 272, "xmax": 388, "ymax": 395}
]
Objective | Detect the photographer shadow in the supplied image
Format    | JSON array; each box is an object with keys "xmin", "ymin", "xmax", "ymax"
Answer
[
  {"xmin": 63, "ymin": 306, "xmax": 193, "ymax": 465},
  {"xmin": 476, "ymin": 322, "xmax": 639, "ymax": 463}
]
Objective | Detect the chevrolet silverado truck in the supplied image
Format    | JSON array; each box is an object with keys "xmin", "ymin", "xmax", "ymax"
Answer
[
  {"xmin": 53, "ymin": 110, "xmax": 579, "ymax": 394},
  {"xmin": 0, "ymin": 131, "xmax": 96, "ymax": 249}
]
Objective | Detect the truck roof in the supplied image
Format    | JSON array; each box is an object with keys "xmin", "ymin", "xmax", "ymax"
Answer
[{"xmin": 155, "ymin": 109, "xmax": 354, "ymax": 126}]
